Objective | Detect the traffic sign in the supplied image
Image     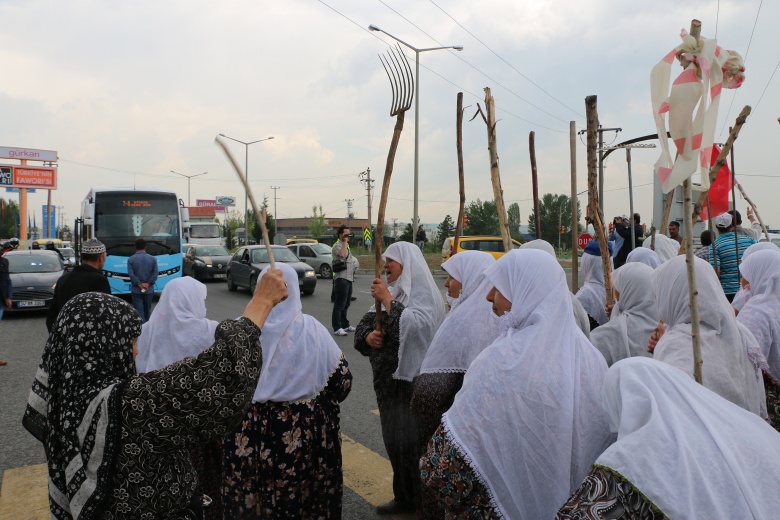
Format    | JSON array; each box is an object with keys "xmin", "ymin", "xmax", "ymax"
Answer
[
  {"xmin": 578, "ymin": 233, "xmax": 594, "ymax": 250},
  {"xmin": 364, "ymin": 228, "xmax": 372, "ymax": 241}
]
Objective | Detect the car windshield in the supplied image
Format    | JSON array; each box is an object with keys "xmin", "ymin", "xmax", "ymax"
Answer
[
  {"xmin": 8, "ymin": 254, "xmax": 63, "ymax": 273},
  {"xmin": 60, "ymin": 248, "xmax": 76, "ymax": 257},
  {"xmin": 196, "ymin": 246, "xmax": 229, "ymax": 256},
  {"xmin": 311, "ymin": 243, "xmax": 332, "ymax": 255},
  {"xmin": 251, "ymin": 248, "xmax": 300, "ymax": 264}
]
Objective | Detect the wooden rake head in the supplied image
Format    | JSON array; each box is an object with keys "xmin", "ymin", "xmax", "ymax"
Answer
[{"xmin": 379, "ymin": 44, "xmax": 414, "ymax": 117}]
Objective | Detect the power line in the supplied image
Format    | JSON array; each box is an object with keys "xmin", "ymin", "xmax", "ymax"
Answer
[{"xmin": 753, "ymin": 57, "xmax": 780, "ymax": 112}]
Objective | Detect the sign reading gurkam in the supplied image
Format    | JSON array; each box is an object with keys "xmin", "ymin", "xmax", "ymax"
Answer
[
  {"xmin": 0, "ymin": 165, "xmax": 58, "ymax": 189},
  {"xmin": 0, "ymin": 146, "xmax": 58, "ymax": 162}
]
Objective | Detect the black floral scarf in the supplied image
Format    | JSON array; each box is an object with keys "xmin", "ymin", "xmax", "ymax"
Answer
[{"xmin": 24, "ymin": 292, "xmax": 142, "ymax": 520}]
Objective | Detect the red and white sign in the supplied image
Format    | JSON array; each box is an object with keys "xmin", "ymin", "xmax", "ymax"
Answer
[
  {"xmin": 0, "ymin": 146, "xmax": 57, "ymax": 162},
  {"xmin": 196, "ymin": 199, "xmax": 225, "ymax": 212},
  {"xmin": 0, "ymin": 165, "xmax": 57, "ymax": 190},
  {"xmin": 577, "ymin": 233, "xmax": 594, "ymax": 250}
]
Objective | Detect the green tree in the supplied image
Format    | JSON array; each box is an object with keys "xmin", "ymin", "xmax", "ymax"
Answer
[
  {"xmin": 399, "ymin": 222, "xmax": 413, "ymax": 242},
  {"xmin": 526, "ymin": 193, "xmax": 581, "ymax": 248},
  {"xmin": 248, "ymin": 209, "xmax": 276, "ymax": 245},
  {"xmin": 223, "ymin": 209, "xmax": 244, "ymax": 248},
  {"xmin": 464, "ymin": 199, "xmax": 499, "ymax": 235},
  {"xmin": 507, "ymin": 203, "xmax": 522, "ymax": 241},
  {"xmin": 308, "ymin": 204, "xmax": 327, "ymax": 237},
  {"xmin": 437, "ymin": 215, "xmax": 455, "ymax": 247},
  {"xmin": 0, "ymin": 198, "xmax": 20, "ymax": 238}
]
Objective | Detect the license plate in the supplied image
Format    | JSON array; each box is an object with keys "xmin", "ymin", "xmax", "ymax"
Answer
[
  {"xmin": 18, "ymin": 300, "xmax": 45, "ymax": 308},
  {"xmin": 299, "ymin": 280, "xmax": 304, "ymax": 286},
  {"xmin": 213, "ymin": 274, "xmax": 226, "ymax": 279}
]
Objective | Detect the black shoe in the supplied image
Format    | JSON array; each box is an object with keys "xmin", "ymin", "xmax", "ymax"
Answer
[
  {"xmin": 351, "ymin": 296, "xmax": 357, "ymax": 301},
  {"xmin": 376, "ymin": 499, "xmax": 415, "ymax": 515}
]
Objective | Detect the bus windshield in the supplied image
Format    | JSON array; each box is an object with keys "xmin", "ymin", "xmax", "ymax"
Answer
[{"xmin": 95, "ymin": 192, "xmax": 181, "ymax": 256}]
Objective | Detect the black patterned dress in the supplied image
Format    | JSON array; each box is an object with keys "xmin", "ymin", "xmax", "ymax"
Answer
[
  {"xmin": 355, "ymin": 302, "xmax": 422, "ymax": 508},
  {"xmin": 221, "ymin": 356, "xmax": 352, "ymax": 519},
  {"xmin": 104, "ymin": 317, "xmax": 264, "ymax": 519},
  {"xmin": 764, "ymin": 372, "xmax": 780, "ymax": 433},
  {"xmin": 556, "ymin": 466, "xmax": 668, "ymax": 519}
]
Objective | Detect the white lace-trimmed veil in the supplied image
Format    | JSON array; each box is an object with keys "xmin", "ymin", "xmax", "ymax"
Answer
[{"xmin": 732, "ymin": 241, "xmax": 780, "ymax": 311}]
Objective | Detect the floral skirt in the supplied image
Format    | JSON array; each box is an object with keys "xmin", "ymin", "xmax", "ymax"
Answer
[{"xmin": 765, "ymin": 372, "xmax": 780, "ymax": 433}]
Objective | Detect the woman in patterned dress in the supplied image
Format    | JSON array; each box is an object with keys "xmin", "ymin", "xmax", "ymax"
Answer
[
  {"xmin": 355, "ymin": 241, "xmax": 446, "ymax": 515},
  {"xmin": 737, "ymin": 249, "xmax": 780, "ymax": 431},
  {"xmin": 23, "ymin": 270, "xmax": 288, "ymax": 519},
  {"xmin": 420, "ymin": 249, "xmax": 612, "ymax": 519},
  {"xmin": 222, "ymin": 264, "xmax": 352, "ymax": 519},
  {"xmin": 558, "ymin": 357, "xmax": 780, "ymax": 519},
  {"xmin": 410, "ymin": 250, "xmax": 498, "ymax": 519}
]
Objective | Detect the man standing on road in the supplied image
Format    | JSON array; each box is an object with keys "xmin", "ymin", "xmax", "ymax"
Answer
[
  {"xmin": 0, "ymin": 242, "xmax": 13, "ymax": 366},
  {"xmin": 415, "ymin": 225, "xmax": 426, "ymax": 251},
  {"xmin": 710, "ymin": 212, "xmax": 756, "ymax": 302},
  {"xmin": 127, "ymin": 238, "xmax": 158, "ymax": 322},
  {"xmin": 46, "ymin": 238, "xmax": 111, "ymax": 332},
  {"xmin": 332, "ymin": 225, "xmax": 356, "ymax": 336}
]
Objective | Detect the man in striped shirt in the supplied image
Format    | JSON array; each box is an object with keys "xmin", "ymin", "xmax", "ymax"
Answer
[{"xmin": 710, "ymin": 213, "xmax": 756, "ymax": 301}]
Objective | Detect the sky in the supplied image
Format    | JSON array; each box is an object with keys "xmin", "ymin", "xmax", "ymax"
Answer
[{"xmin": 1, "ymin": 0, "xmax": 779, "ymax": 236}]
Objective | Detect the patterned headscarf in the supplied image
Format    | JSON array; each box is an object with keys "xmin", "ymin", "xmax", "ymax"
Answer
[{"xmin": 24, "ymin": 292, "xmax": 142, "ymax": 519}]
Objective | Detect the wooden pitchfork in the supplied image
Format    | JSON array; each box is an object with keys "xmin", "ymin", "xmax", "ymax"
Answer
[{"xmin": 374, "ymin": 44, "xmax": 414, "ymax": 331}]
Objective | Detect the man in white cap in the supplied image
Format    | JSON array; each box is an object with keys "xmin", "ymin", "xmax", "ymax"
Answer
[
  {"xmin": 46, "ymin": 238, "xmax": 111, "ymax": 331},
  {"xmin": 710, "ymin": 212, "xmax": 756, "ymax": 302}
]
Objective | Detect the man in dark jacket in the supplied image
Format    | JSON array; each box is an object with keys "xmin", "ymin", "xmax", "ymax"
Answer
[
  {"xmin": 614, "ymin": 213, "xmax": 644, "ymax": 269},
  {"xmin": 46, "ymin": 238, "xmax": 111, "ymax": 331},
  {"xmin": 127, "ymin": 238, "xmax": 158, "ymax": 322}
]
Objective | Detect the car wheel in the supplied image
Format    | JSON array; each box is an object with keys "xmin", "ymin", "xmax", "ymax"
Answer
[
  {"xmin": 302, "ymin": 287, "xmax": 315, "ymax": 296},
  {"xmin": 250, "ymin": 276, "xmax": 257, "ymax": 294},
  {"xmin": 227, "ymin": 273, "xmax": 237, "ymax": 292},
  {"xmin": 319, "ymin": 264, "xmax": 332, "ymax": 278}
]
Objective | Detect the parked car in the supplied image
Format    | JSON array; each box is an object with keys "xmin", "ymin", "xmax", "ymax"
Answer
[
  {"xmin": 287, "ymin": 242, "xmax": 361, "ymax": 278},
  {"xmin": 183, "ymin": 244, "xmax": 232, "ymax": 281},
  {"xmin": 286, "ymin": 237, "xmax": 318, "ymax": 244},
  {"xmin": 441, "ymin": 235, "xmax": 523, "ymax": 264},
  {"xmin": 59, "ymin": 247, "xmax": 76, "ymax": 267},
  {"xmin": 226, "ymin": 245, "xmax": 317, "ymax": 295},
  {"xmin": 5, "ymin": 250, "xmax": 65, "ymax": 312},
  {"xmin": 760, "ymin": 232, "xmax": 780, "ymax": 248}
]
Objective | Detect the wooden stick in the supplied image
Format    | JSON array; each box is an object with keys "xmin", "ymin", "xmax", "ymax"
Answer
[
  {"xmin": 650, "ymin": 226, "xmax": 657, "ymax": 250},
  {"xmin": 683, "ymin": 178, "xmax": 703, "ymax": 384},
  {"xmin": 660, "ymin": 190, "xmax": 675, "ymax": 232},
  {"xmin": 570, "ymin": 121, "xmax": 579, "ymax": 293},
  {"xmin": 736, "ymin": 183, "xmax": 769, "ymax": 240},
  {"xmin": 530, "ymin": 131, "xmax": 541, "ymax": 239},
  {"xmin": 483, "ymin": 88, "xmax": 513, "ymax": 253},
  {"xmin": 585, "ymin": 95, "xmax": 614, "ymax": 306},
  {"xmin": 374, "ymin": 112, "xmax": 406, "ymax": 331},
  {"xmin": 215, "ymin": 136, "xmax": 275, "ymax": 270},
  {"xmin": 454, "ymin": 92, "xmax": 466, "ymax": 253}
]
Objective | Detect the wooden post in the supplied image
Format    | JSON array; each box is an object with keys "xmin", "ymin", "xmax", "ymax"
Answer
[
  {"xmin": 737, "ymin": 183, "xmax": 769, "ymax": 240},
  {"xmin": 530, "ymin": 131, "xmax": 541, "ymax": 239},
  {"xmin": 683, "ymin": 178, "xmax": 703, "ymax": 383},
  {"xmin": 730, "ymin": 135, "xmax": 741, "ymax": 283},
  {"xmin": 660, "ymin": 190, "xmax": 675, "ymax": 233},
  {"xmin": 570, "ymin": 121, "xmax": 579, "ymax": 293},
  {"xmin": 454, "ymin": 92, "xmax": 466, "ymax": 253},
  {"xmin": 585, "ymin": 95, "xmax": 614, "ymax": 306},
  {"xmin": 484, "ymin": 87, "xmax": 512, "ymax": 253}
]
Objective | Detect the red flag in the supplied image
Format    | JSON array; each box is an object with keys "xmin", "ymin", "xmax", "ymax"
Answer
[{"xmin": 700, "ymin": 145, "xmax": 733, "ymax": 220}]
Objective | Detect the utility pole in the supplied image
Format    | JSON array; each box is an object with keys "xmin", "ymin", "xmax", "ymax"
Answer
[
  {"xmin": 345, "ymin": 199, "xmax": 354, "ymax": 228},
  {"xmin": 392, "ymin": 218, "xmax": 398, "ymax": 238},
  {"xmin": 359, "ymin": 168, "xmax": 373, "ymax": 249},
  {"xmin": 270, "ymin": 186, "xmax": 280, "ymax": 223}
]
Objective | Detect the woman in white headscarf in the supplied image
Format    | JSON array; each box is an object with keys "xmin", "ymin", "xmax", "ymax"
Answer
[
  {"xmin": 410, "ymin": 251, "xmax": 497, "ymax": 519},
  {"xmin": 420, "ymin": 249, "xmax": 612, "ymax": 519},
  {"xmin": 590, "ymin": 262, "xmax": 658, "ymax": 366},
  {"xmin": 732, "ymin": 241, "xmax": 780, "ymax": 313},
  {"xmin": 626, "ymin": 246, "xmax": 661, "ymax": 269},
  {"xmin": 642, "ymin": 233, "xmax": 679, "ymax": 262},
  {"xmin": 652, "ymin": 255, "xmax": 766, "ymax": 417},
  {"xmin": 737, "ymin": 249, "xmax": 780, "ymax": 431},
  {"xmin": 222, "ymin": 264, "xmax": 352, "ymax": 518},
  {"xmin": 355, "ymin": 241, "xmax": 446, "ymax": 515},
  {"xmin": 557, "ymin": 357, "xmax": 780, "ymax": 519},
  {"xmin": 576, "ymin": 240, "xmax": 611, "ymax": 329},
  {"xmin": 522, "ymin": 239, "xmax": 591, "ymax": 338}
]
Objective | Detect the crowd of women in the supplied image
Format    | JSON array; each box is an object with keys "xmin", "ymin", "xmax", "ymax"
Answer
[{"xmin": 23, "ymin": 233, "xmax": 780, "ymax": 519}]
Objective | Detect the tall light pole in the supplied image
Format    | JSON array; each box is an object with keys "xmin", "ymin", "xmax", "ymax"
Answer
[
  {"xmin": 218, "ymin": 134, "xmax": 274, "ymax": 245},
  {"xmin": 170, "ymin": 170, "xmax": 208, "ymax": 206},
  {"xmin": 368, "ymin": 24, "xmax": 463, "ymax": 231}
]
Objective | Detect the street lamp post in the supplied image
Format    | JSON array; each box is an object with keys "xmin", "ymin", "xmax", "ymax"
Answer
[
  {"xmin": 218, "ymin": 134, "xmax": 274, "ymax": 245},
  {"xmin": 170, "ymin": 170, "xmax": 208, "ymax": 206},
  {"xmin": 368, "ymin": 24, "xmax": 462, "ymax": 231}
]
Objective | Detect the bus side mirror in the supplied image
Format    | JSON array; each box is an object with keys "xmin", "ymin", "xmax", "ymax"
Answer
[
  {"xmin": 180, "ymin": 207, "xmax": 190, "ymax": 229},
  {"xmin": 84, "ymin": 203, "xmax": 95, "ymax": 226}
]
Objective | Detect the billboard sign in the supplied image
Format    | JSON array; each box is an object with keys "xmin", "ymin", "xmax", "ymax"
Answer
[
  {"xmin": 42, "ymin": 205, "xmax": 56, "ymax": 237},
  {"xmin": 0, "ymin": 165, "xmax": 57, "ymax": 189},
  {"xmin": 5, "ymin": 187, "xmax": 36, "ymax": 193},
  {"xmin": 0, "ymin": 146, "xmax": 57, "ymax": 162},
  {"xmin": 215, "ymin": 195, "xmax": 236, "ymax": 207},
  {"xmin": 196, "ymin": 199, "xmax": 225, "ymax": 212}
]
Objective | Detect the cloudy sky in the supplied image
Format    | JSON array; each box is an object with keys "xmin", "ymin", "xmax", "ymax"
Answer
[{"xmin": 1, "ymin": 0, "xmax": 778, "ymax": 234}]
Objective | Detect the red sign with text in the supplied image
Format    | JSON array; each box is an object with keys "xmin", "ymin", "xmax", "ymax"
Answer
[
  {"xmin": 578, "ymin": 233, "xmax": 594, "ymax": 250},
  {"xmin": 0, "ymin": 165, "xmax": 57, "ymax": 189}
]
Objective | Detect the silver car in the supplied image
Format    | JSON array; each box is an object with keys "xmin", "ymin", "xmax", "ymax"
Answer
[{"xmin": 287, "ymin": 243, "xmax": 359, "ymax": 278}]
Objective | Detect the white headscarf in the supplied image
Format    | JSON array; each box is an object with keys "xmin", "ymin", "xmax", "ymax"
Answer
[
  {"xmin": 732, "ymin": 242, "xmax": 780, "ymax": 311},
  {"xmin": 590, "ymin": 263, "xmax": 657, "ymax": 366},
  {"xmin": 371, "ymin": 241, "xmax": 446, "ymax": 381},
  {"xmin": 421, "ymin": 252, "xmax": 497, "ymax": 374},
  {"xmin": 643, "ymin": 233, "xmax": 679, "ymax": 262},
  {"xmin": 576, "ymin": 252, "xmax": 609, "ymax": 325},
  {"xmin": 652, "ymin": 255, "xmax": 766, "ymax": 416},
  {"xmin": 522, "ymin": 239, "xmax": 591, "ymax": 337},
  {"xmin": 738, "ymin": 250, "xmax": 780, "ymax": 382},
  {"xmin": 442, "ymin": 250, "xmax": 612, "ymax": 519},
  {"xmin": 253, "ymin": 264, "xmax": 343, "ymax": 403},
  {"xmin": 597, "ymin": 357, "xmax": 780, "ymax": 519},
  {"xmin": 135, "ymin": 276, "xmax": 219, "ymax": 373},
  {"xmin": 626, "ymin": 247, "xmax": 661, "ymax": 269}
]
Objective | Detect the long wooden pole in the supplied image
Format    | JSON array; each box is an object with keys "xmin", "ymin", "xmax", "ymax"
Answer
[
  {"xmin": 585, "ymin": 95, "xmax": 614, "ymax": 306},
  {"xmin": 484, "ymin": 88, "xmax": 512, "ymax": 252},
  {"xmin": 454, "ymin": 92, "xmax": 466, "ymax": 252},
  {"xmin": 730, "ymin": 135, "xmax": 741, "ymax": 283},
  {"xmin": 530, "ymin": 131, "xmax": 541, "ymax": 239},
  {"xmin": 570, "ymin": 121, "xmax": 579, "ymax": 293},
  {"xmin": 737, "ymin": 183, "xmax": 769, "ymax": 240}
]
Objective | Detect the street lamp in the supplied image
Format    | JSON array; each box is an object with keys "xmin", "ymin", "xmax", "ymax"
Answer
[
  {"xmin": 218, "ymin": 134, "xmax": 274, "ymax": 245},
  {"xmin": 170, "ymin": 170, "xmax": 208, "ymax": 206},
  {"xmin": 368, "ymin": 24, "xmax": 462, "ymax": 231}
]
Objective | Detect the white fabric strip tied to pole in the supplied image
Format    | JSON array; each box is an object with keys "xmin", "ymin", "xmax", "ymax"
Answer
[{"xmin": 650, "ymin": 24, "xmax": 745, "ymax": 193}]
